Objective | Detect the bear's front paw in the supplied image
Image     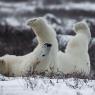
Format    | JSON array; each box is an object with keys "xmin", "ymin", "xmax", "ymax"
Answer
[{"xmin": 0, "ymin": 59, "xmax": 5, "ymax": 65}]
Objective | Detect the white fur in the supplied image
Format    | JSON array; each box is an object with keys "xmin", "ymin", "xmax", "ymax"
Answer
[
  {"xmin": 57, "ymin": 21, "xmax": 91, "ymax": 75},
  {"xmin": 0, "ymin": 17, "xmax": 58, "ymax": 76},
  {"xmin": 27, "ymin": 18, "xmax": 91, "ymax": 76},
  {"xmin": 27, "ymin": 17, "xmax": 58, "ymax": 73},
  {"xmin": 0, "ymin": 18, "xmax": 90, "ymax": 76},
  {"xmin": 0, "ymin": 43, "xmax": 52, "ymax": 76}
]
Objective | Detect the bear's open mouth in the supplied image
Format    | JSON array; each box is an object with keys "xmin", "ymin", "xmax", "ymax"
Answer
[
  {"xmin": 27, "ymin": 18, "xmax": 37, "ymax": 25},
  {"xmin": 31, "ymin": 18, "xmax": 37, "ymax": 23}
]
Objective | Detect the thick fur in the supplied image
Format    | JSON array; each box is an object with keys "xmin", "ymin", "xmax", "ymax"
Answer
[
  {"xmin": 28, "ymin": 18, "xmax": 91, "ymax": 76},
  {"xmin": 0, "ymin": 17, "xmax": 58, "ymax": 76},
  {"xmin": 27, "ymin": 17, "xmax": 58, "ymax": 74},
  {"xmin": 0, "ymin": 18, "xmax": 90, "ymax": 76},
  {"xmin": 57, "ymin": 21, "xmax": 91, "ymax": 75},
  {"xmin": 0, "ymin": 43, "xmax": 52, "ymax": 76}
]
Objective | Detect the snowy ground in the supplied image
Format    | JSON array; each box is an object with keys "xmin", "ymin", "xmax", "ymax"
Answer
[{"xmin": 0, "ymin": 76, "xmax": 95, "ymax": 95}]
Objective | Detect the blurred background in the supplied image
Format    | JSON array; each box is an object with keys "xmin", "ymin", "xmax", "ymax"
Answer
[{"xmin": 0, "ymin": 0, "xmax": 95, "ymax": 72}]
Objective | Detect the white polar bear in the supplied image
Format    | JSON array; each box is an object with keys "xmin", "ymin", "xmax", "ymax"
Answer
[
  {"xmin": 57, "ymin": 21, "xmax": 91, "ymax": 76},
  {"xmin": 0, "ymin": 43, "xmax": 52, "ymax": 76},
  {"xmin": 27, "ymin": 17, "xmax": 58, "ymax": 74}
]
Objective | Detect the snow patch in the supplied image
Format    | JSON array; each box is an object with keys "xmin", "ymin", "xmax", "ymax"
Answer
[
  {"xmin": 45, "ymin": 2, "xmax": 95, "ymax": 11},
  {"xmin": 5, "ymin": 17, "xmax": 20, "ymax": 26},
  {"xmin": 0, "ymin": 77, "xmax": 95, "ymax": 95}
]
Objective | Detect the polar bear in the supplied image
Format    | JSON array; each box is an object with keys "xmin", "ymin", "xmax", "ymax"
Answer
[
  {"xmin": 57, "ymin": 21, "xmax": 91, "ymax": 76},
  {"xmin": 27, "ymin": 17, "xmax": 58, "ymax": 74},
  {"xmin": 0, "ymin": 43, "xmax": 52, "ymax": 76}
]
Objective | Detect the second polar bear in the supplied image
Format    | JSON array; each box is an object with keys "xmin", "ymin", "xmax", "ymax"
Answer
[
  {"xmin": 0, "ymin": 43, "xmax": 52, "ymax": 76},
  {"xmin": 57, "ymin": 21, "xmax": 91, "ymax": 75}
]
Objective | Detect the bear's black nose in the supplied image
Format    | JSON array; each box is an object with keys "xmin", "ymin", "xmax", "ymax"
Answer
[{"xmin": 44, "ymin": 43, "xmax": 52, "ymax": 47}]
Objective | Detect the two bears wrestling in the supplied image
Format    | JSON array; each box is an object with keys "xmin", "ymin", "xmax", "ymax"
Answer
[{"xmin": 0, "ymin": 17, "xmax": 91, "ymax": 77}]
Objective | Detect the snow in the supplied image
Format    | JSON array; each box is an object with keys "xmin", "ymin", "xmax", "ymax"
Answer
[
  {"xmin": 0, "ymin": 1, "xmax": 36, "ymax": 15},
  {"xmin": 44, "ymin": 2, "xmax": 95, "ymax": 11},
  {"xmin": 0, "ymin": 76, "xmax": 95, "ymax": 95},
  {"xmin": 5, "ymin": 17, "xmax": 20, "ymax": 26},
  {"xmin": 0, "ymin": 1, "xmax": 95, "ymax": 32},
  {"xmin": 1, "ymin": 2, "xmax": 95, "ymax": 12}
]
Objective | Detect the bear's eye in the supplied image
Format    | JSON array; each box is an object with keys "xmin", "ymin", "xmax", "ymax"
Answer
[
  {"xmin": 42, "ymin": 54, "xmax": 45, "ymax": 57},
  {"xmin": 44, "ymin": 43, "xmax": 52, "ymax": 47}
]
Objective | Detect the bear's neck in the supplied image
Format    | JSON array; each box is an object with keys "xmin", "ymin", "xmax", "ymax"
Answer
[
  {"xmin": 33, "ymin": 22, "xmax": 58, "ymax": 54},
  {"xmin": 32, "ymin": 23, "xmax": 58, "ymax": 71}
]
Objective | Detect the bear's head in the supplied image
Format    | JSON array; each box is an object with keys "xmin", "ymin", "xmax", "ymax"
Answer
[
  {"xmin": 27, "ymin": 17, "xmax": 58, "ymax": 57},
  {"xmin": 27, "ymin": 17, "xmax": 48, "ymax": 36},
  {"xmin": 73, "ymin": 20, "xmax": 90, "ymax": 34},
  {"xmin": 34, "ymin": 43, "xmax": 52, "ymax": 64},
  {"xmin": 27, "ymin": 17, "xmax": 43, "ymax": 28},
  {"xmin": 26, "ymin": 17, "xmax": 57, "ymax": 45},
  {"xmin": 41, "ymin": 43, "xmax": 52, "ymax": 57},
  {"xmin": 73, "ymin": 20, "xmax": 91, "ymax": 42}
]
